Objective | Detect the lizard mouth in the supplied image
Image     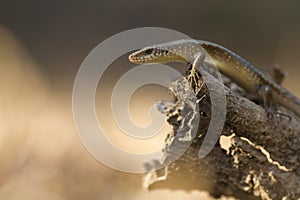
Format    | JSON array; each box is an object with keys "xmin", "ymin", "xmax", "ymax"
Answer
[
  {"xmin": 128, "ymin": 53, "xmax": 138, "ymax": 63},
  {"xmin": 128, "ymin": 52, "xmax": 151, "ymax": 64}
]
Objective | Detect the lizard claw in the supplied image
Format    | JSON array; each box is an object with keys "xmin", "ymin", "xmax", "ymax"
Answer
[
  {"xmin": 266, "ymin": 106, "xmax": 292, "ymax": 127},
  {"xmin": 186, "ymin": 67, "xmax": 203, "ymax": 95},
  {"xmin": 186, "ymin": 52, "xmax": 207, "ymax": 95}
]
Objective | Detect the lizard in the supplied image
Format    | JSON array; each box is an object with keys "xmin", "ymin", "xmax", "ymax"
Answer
[{"xmin": 128, "ymin": 39, "xmax": 300, "ymax": 118}]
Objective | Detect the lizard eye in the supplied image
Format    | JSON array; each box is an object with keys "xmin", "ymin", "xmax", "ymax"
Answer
[{"xmin": 144, "ymin": 48, "xmax": 154, "ymax": 55}]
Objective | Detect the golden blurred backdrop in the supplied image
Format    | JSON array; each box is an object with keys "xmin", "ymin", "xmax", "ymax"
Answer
[{"xmin": 1, "ymin": 1, "xmax": 300, "ymax": 199}]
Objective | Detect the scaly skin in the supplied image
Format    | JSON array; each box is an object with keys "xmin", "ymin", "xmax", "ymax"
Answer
[{"xmin": 128, "ymin": 39, "xmax": 300, "ymax": 117}]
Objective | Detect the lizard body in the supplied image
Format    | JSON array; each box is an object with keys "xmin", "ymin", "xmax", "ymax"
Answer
[{"xmin": 128, "ymin": 39, "xmax": 300, "ymax": 117}]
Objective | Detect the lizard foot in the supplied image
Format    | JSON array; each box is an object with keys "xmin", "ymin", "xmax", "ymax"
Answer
[
  {"xmin": 273, "ymin": 108, "xmax": 292, "ymax": 121},
  {"xmin": 186, "ymin": 66, "xmax": 203, "ymax": 94},
  {"xmin": 186, "ymin": 52, "xmax": 207, "ymax": 95},
  {"xmin": 266, "ymin": 106, "xmax": 291, "ymax": 127}
]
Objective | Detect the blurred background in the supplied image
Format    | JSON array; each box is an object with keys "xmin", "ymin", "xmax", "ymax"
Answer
[{"xmin": 1, "ymin": 1, "xmax": 300, "ymax": 199}]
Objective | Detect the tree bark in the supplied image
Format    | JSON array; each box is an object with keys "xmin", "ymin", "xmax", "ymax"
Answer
[{"xmin": 145, "ymin": 74, "xmax": 300, "ymax": 200}]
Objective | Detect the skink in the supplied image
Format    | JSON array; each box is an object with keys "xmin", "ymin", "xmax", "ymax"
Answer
[{"xmin": 128, "ymin": 39, "xmax": 300, "ymax": 118}]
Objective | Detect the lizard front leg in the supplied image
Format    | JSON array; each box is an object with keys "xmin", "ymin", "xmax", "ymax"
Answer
[
  {"xmin": 186, "ymin": 52, "xmax": 206, "ymax": 94},
  {"xmin": 257, "ymin": 85, "xmax": 291, "ymax": 122},
  {"xmin": 258, "ymin": 85, "xmax": 274, "ymax": 118}
]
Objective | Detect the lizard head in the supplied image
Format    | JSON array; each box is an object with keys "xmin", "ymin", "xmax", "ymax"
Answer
[{"xmin": 128, "ymin": 46, "xmax": 186, "ymax": 64}]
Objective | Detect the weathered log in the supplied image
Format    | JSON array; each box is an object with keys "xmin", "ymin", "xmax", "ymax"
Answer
[{"xmin": 145, "ymin": 74, "xmax": 300, "ymax": 200}]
